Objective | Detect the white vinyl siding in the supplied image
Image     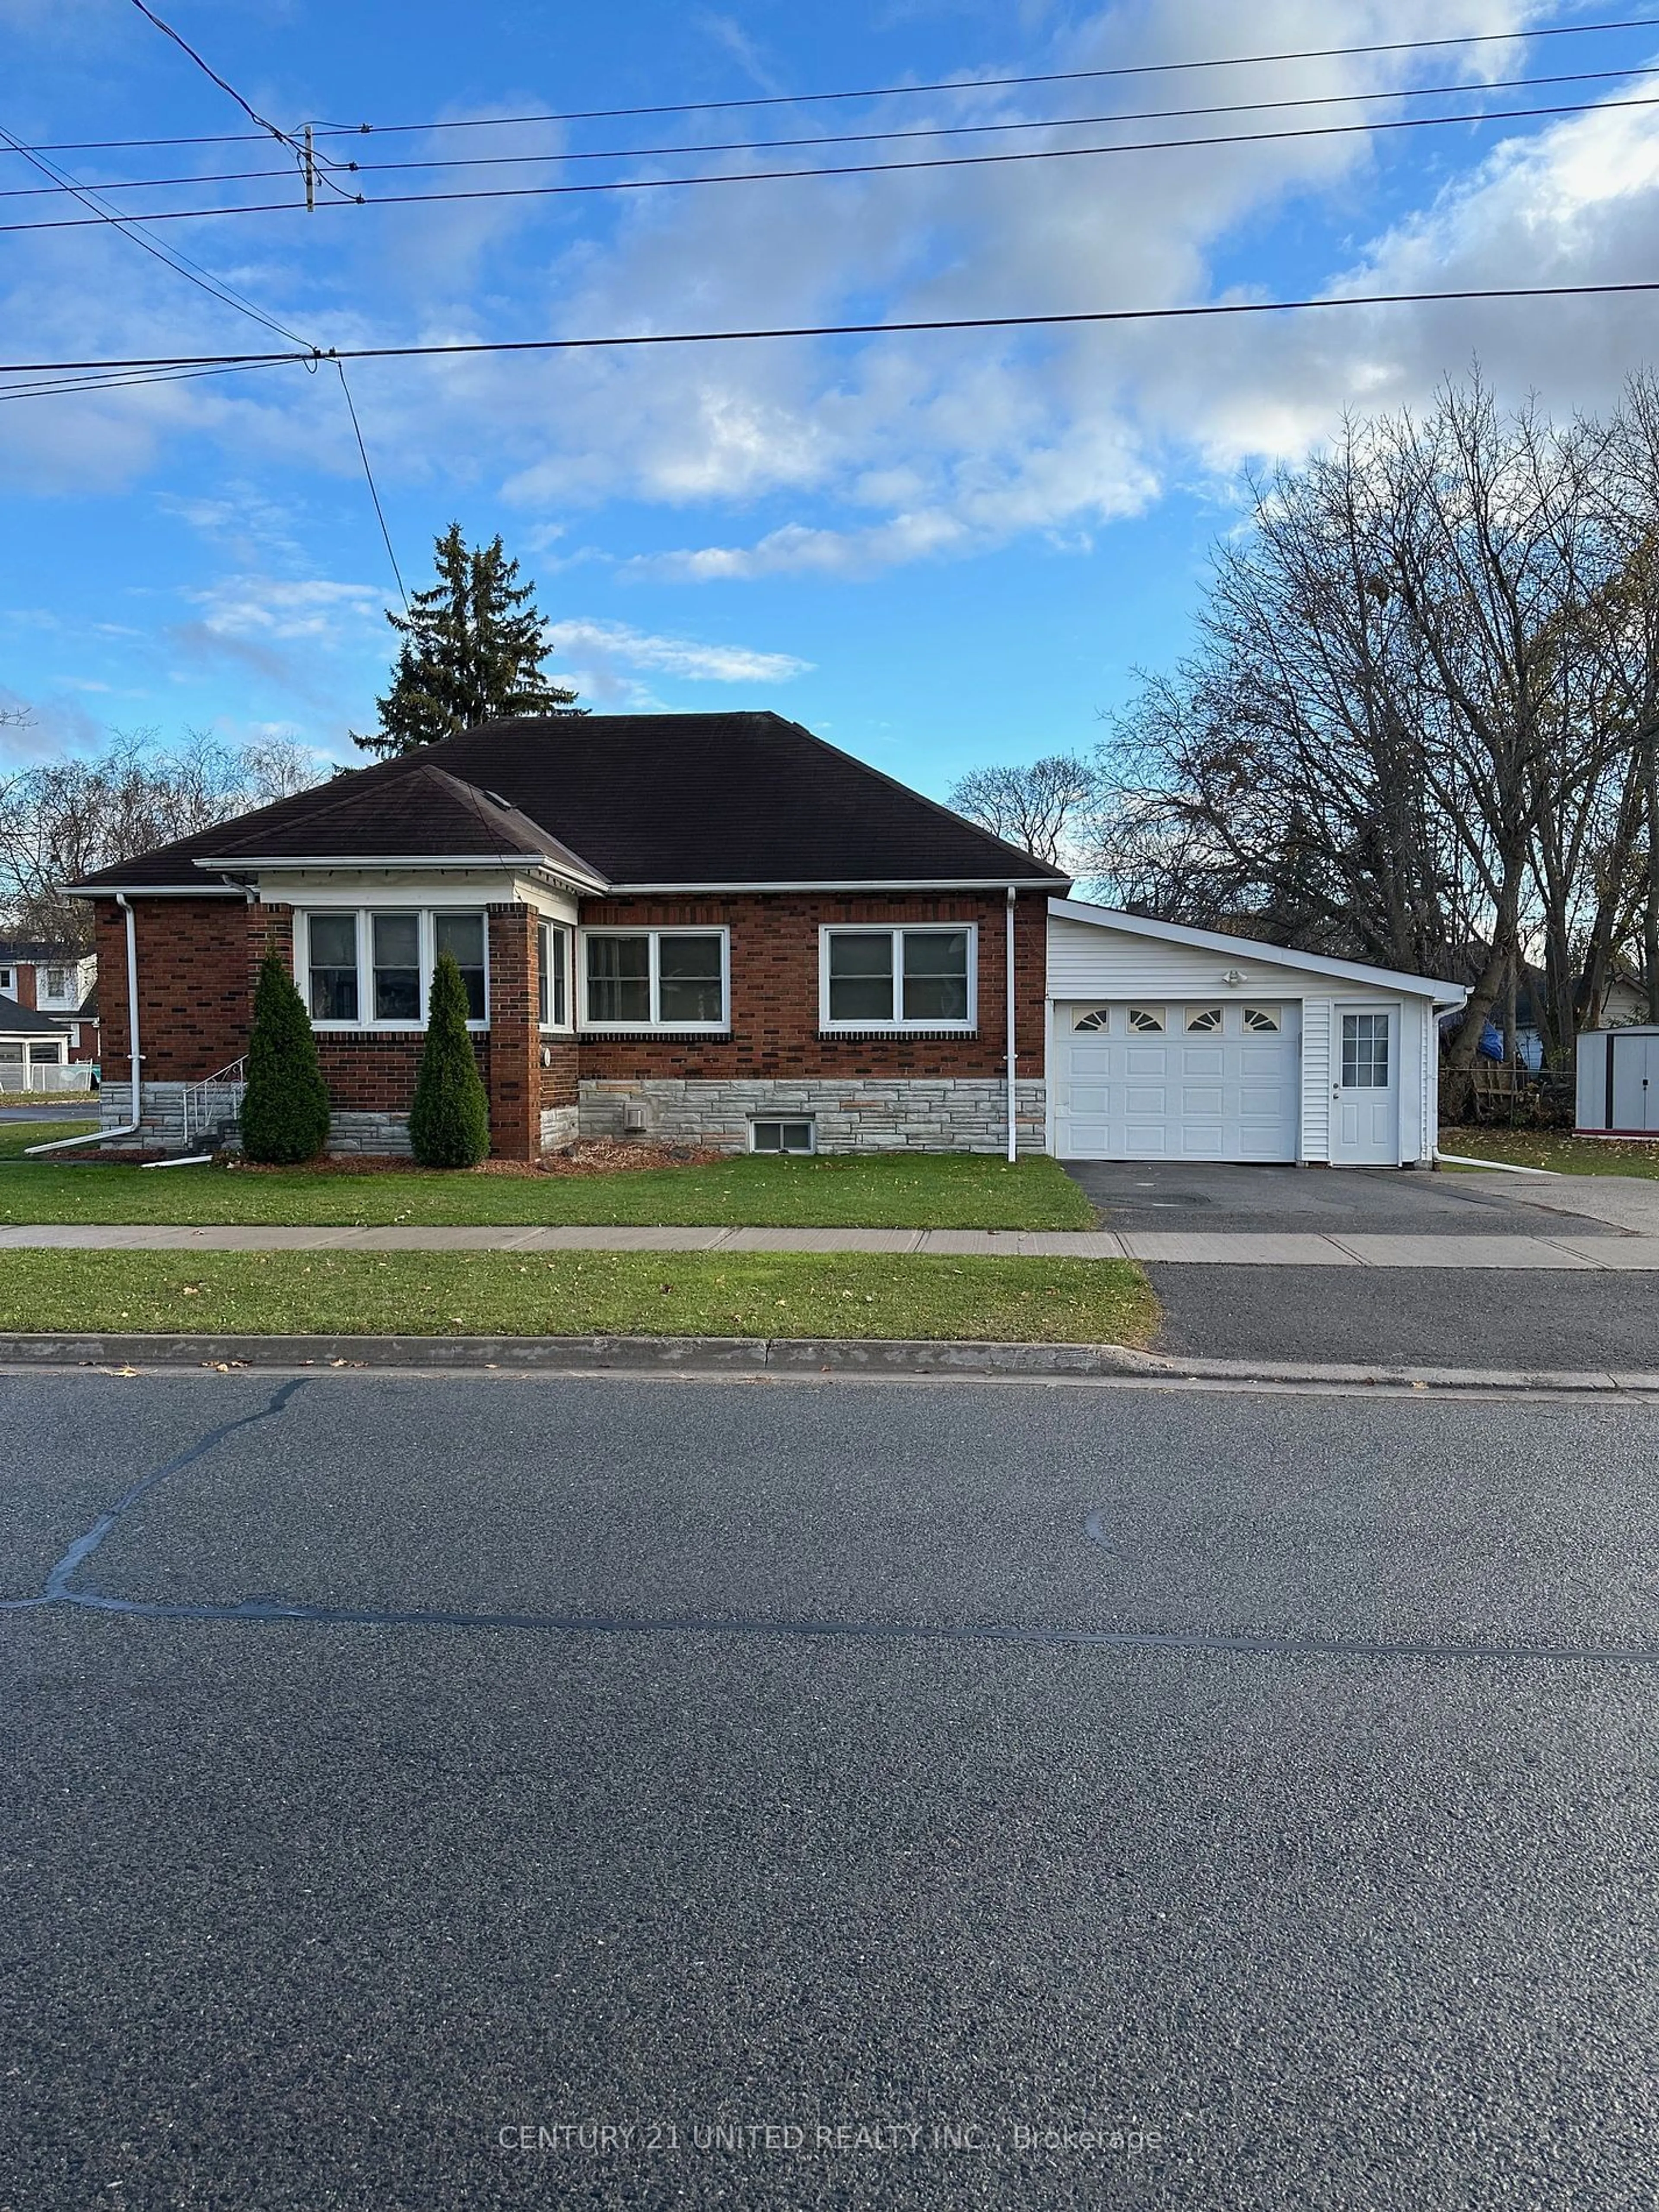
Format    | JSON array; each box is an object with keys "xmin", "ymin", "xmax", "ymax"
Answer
[
  {"xmin": 1299, "ymin": 1001, "xmax": 1332, "ymax": 1163},
  {"xmin": 1047, "ymin": 906, "xmax": 1444, "ymax": 1166}
]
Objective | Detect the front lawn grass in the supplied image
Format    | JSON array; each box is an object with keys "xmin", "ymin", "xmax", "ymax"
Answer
[
  {"xmin": 0, "ymin": 1148, "xmax": 1093, "ymax": 1231},
  {"xmin": 1439, "ymin": 1128, "xmax": 1659, "ymax": 1177},
  {"xmin": 0, "ymin": 1250, "xmax": 1157, "ymax": 1344},
  {"xmin": 0, "ymin": 1119, "xmax": 97, "ymax": 1160}
]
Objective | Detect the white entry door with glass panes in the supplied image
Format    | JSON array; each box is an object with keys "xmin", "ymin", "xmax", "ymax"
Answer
[
  {"xmin": 1052, "ymin": 1000, "xmax": 1300, "ymax": 1160},
  {"xmin": 1330, "ymin": 1006, "xmax": 1399, "ymax": 1164}
]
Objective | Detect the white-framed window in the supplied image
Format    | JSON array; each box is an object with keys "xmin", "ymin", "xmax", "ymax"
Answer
[
  {"xmin": 1243, "ymin": 1006, "xmax": 1282, "ymax": 1034},
  {"xmin": 580, "ymin": 928, "xmax": 728, "ymax": 1032},
  {"xmin": 750, "ymin": 1117, "xmax": 816, "ymax": 1155},
  {"xmin": 299, "ymin": 909, "xmax": 489, "ymax": 1030},
  {"xmin": 1128, "ymin": 1006, "xmax": 1165, "ymax": 1034},
  {"xmin": 1185, "ymin": 1007, "xmax": 1223, "ymax": 1033},
  {"xmin": 538, "ymin": 921, "xmax": 572, "ymax": 1031},
  {"xmin": 0, "ymin": 967, "xmax": 14, "ymax": 999},
  {"xmin": 38, "ymin": 965, "xmax": 76, "ymax": 1007},
  {"xmin": 819, "ymin": 925, "xmax": 976, "ymax": 1032}
]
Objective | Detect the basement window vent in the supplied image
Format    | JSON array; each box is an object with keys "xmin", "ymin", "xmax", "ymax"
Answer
[{"xmin": 750, "ymin": 1117, "xmax": 817, "ymax": 1156}]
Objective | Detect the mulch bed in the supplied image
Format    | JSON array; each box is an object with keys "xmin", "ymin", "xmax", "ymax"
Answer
[{"xmin": 223, "ymin": 1139, "xmax": 731, "ymax": 1179}]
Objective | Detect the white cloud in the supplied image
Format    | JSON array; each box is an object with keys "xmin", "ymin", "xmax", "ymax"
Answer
[
  {"xmin": 14, "ymin": 0, "xmax": 1653, "ymax": 594},
  {"xmin": 542, "ymin": 617, "xmax": 810, "ymax": 702},
  {"xmin": 187, "ymin": 575, "xmax": 388, "ymax": 645}
]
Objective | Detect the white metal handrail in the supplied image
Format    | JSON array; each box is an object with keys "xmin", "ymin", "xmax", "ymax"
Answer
[{"xmin": 181, "ymin": 1057, "xmax": 247, "ymax": 1146}]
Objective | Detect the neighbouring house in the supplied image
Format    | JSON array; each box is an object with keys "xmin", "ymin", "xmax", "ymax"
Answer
[
  {"xmin": 0, "ymin": 938, "xmax": 99, "ymax": 1082},
  {"xmin": 0, "ymin": 996, "xmax": 88, "ymax": 1093},
  {"xmin": 0, "ymin": 938, "xmax": 99, "ymax": 1060},
  {"xmin": 68, "ymin": 712, "xmax": 1465, "ymax": 1165}
]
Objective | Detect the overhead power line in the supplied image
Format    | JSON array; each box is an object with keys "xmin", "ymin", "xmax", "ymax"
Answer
[
  {"xmin": 0, "ymin": 117, "xmax": 312, "ymax": 345},
  {"xmin": 3, "ymin": 89, "xmax": 1657, "ymax": 233},
  {"xmin": 18, "ymin": 12, "xmax": 1659, "ymax": 153},
  {"xmin": 125, "ymin": 0, "xmax": 357, "ymax": 205},
  {"xmin": 3, "ymin": 62, "xmax": 1655, "ymax": 202},
  {"xmin": 5, "ymin": 277, "xmax": 1659, "ymax": 388}
]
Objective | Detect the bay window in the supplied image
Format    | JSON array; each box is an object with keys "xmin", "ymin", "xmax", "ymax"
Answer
[
  {"xmin": 372, "ymin": 913, "xmax": 421, "ymax": 1020},
  {"xmin": 307, "ymin": 912, "xmax": 360, "ymax": 1023},
  {"xmin": 301, "ymin": 909, "xmax": 488, "ymax": 1029},
  {"xmin": 582, "ymin": 929, "xmax": 728, "ymax": 1030},
  {"xmin": 538, "ymin": 921, "xmax": 571, "ymax": 1030},
  {"xmin": 820, "ymin": 925, "xmax": 975, "ymax": 1031},
  {"xmin": 434, "ymin": 912, "xmax": 486, "ymax": 1021}
]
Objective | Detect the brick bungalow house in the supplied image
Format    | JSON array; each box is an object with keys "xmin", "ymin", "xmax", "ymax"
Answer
[{"xmin": 70, "ymin": 713, "xmax": 1067, "ymax": 1158}]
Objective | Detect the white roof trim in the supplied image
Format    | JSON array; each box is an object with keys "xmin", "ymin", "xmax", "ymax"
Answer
[
  {"xmin": 1049, "ymin": 896, "xmax": 1469, "ymax": 1007},
  {"xmin": 604, "ymin": 877, "xmax": 1063, "ymax": 894}
]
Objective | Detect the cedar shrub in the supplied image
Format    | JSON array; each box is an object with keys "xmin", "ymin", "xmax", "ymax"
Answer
[
  {"xmin": 240, "ymin": 945, "xmax": 331, "ymax": 1164},
  {"xmin": 408, "ymin": 949, "xmax": 490, "ymax": 1167}
]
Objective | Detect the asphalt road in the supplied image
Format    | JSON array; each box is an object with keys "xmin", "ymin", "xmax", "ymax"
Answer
[{"xmin": 4, "ymin": 1369, "xmax": 1657, "ymax": 2210}]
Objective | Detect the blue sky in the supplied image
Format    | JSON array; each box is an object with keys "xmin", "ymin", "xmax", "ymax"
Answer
[{"xmin": 3, "ymin": 0, "xmax": 1659, "ymax": 801}]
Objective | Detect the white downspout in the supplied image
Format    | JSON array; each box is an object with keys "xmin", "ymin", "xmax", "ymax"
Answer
[
  {"xmin": 26, "ymin": 894, "xmax": 142, "ymax": 1154},
  {"xmin": 1005, "ymin": 885, "xmax": 1018, "ymax": 1163}
]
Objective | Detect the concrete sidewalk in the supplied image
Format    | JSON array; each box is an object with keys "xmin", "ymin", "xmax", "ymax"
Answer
[{"xmin": 4, "ymin": 1220, "xmax": 1659, "ymax": 1266}]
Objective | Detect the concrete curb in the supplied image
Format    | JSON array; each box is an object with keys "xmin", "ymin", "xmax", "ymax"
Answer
[{"xmin": 0, "ymin": 1332, "xmax": 1657, "ymax": 1395}]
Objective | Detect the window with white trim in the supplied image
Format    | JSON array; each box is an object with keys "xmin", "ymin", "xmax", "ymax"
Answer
[
  {"xmin": 820, "ymin": 925, "xmax": 975, "ymax": 1031},
  {"xmin": 1128, "ymin": 1006, "xmax": 1165, "ymax": 1034},
  {"xmin": 39, "ymin": 965, "xmax": 75, "ymax": 1006},
  {"xmin": 0, "ymin": 968, "xmax": 15, "ymax": 998},
  {"xmin": 1185, "ymin": 1007, "xmax": 1223, "ymax": 1032},
  {"xmin": 300, "ymin": 910, "xmax": 489, "ymax": 1030},
  {"xmin": 581, "ymin": 929, "xmax": 728, "ymax": 1031},
  {"xmin": 538, "ymin": 921, "xmax": 572, "ymax": 1030}
]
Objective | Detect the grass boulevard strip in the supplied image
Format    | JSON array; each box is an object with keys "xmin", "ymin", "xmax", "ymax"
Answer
[
  {"xmin": 0, "ymin": 1248, "xmax": 1158, "ymax": 1344},
  {"xmin": 0, "ymin": 1126, "xmax": 1149, "ymax": 1341}
]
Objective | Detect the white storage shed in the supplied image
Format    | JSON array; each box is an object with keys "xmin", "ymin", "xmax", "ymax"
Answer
[
  {"xmin": 1575, "ymin": 1026, "xmax": 1659, "ymax": 1137},
  {"xmin": 1046, "ymin": 899, "xmax": 1467, "ymax": 1166}
]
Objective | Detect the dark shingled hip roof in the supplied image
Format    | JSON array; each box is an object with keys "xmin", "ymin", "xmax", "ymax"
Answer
[
  {"xmin": 70, "ymin": 713, "xmax": 1068, "ymax": 892},
  {"xmin": 0, "ymin": 996, "xmax": 79, "ymax": 1038}
]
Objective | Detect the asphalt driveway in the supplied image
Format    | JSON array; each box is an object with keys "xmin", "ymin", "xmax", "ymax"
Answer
[
  {"xmin": 1063, "ymin": 1159, "xmax": 1563, "ymax": 1234},
  {"xmin": 4, "ymin": 1367, "xmax": 1659, "ymax": 2209},
  {"xmin": 1062, "ymin": 1163, "xmax": 1659, "ymax": 1367}
]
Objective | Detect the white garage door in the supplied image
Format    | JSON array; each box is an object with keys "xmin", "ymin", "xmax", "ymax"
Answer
[{"xmin": 1053, "ymin": 999, "xmax": 1301, "ymax": 1160}]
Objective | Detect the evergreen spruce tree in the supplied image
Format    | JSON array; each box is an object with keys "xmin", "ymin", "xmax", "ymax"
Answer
[
  {"xmin": 240, "ymin": 946, "xmax": 331, "ymax": 1164},
  {"xmin": 408, "ymin": 950, "xmax": 491, "ymax": 1167},
  {"xmin": 353, "ymin": 524, "xmax": 583, "ymax": 757}
]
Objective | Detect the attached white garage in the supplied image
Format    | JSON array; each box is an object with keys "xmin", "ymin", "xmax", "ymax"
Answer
[{"xmin": 1046, "ymin": 899, "xmax": 1466, "ymax": 1167}]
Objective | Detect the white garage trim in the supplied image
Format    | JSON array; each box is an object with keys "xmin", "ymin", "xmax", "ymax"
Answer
[{"xmin": 1046, "ymin": 899, "xmax": 1466, "ymax": 1167}]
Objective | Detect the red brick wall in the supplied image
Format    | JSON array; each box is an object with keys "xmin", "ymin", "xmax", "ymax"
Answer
[
  {"xmin": 539, "ymin": 1038, "xmax": 579, "ymax": 1112},
  {"xmin": 87, "ymin": 884, "xmax": 1052, "ymax": 1116},
  {"xmin": 485, "ymin": 902, "xmax": 537, "ymax": 1159},
  {"xmin": 93, "ymin": 897, "xmax": 256, "ymax": 1080},
  {"xmin": 576, "ymin": 890, "xmax": 1049, "ymax": 1083}
]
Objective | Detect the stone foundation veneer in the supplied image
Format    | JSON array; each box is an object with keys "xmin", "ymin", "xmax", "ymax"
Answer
[
  {"xmin": 97, "ymin": 1079, "xmax": 1046, "ymax": 1156},
  {"xmin": 98, "ymin": 1086, "xmax": 418, "ymax": 1157},
  {"xmin": 578, "ymin": 1077, "xmax": 1047, "ymax": 1154}
]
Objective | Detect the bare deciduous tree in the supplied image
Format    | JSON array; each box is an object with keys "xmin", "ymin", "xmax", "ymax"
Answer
[
  {"xmin": 946, "ymin": 753, "xmax": 1100, "ymax": 869},
  {"xmin": 1088, "ymin": 375, "xmax": 1659, "ymax": 1100},
  {"xmin": 0, "ymin": 728, "xmax": 325, "ymax": 944}
]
